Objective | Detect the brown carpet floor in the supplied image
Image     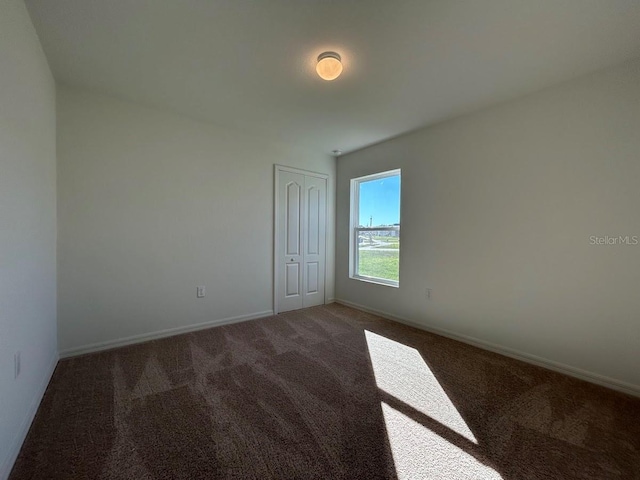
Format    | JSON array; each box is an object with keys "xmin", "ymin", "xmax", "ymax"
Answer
[{"xmin": 10, "ymin": 304, "xmax": 640, "ymax": 479}]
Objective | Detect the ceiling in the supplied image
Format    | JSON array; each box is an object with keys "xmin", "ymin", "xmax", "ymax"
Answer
[{"xmin": 25, "ymin": 0, "xmax": 640, "ymax": 155}]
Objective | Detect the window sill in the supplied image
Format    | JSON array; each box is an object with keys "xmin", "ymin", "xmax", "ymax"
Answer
[{"xmin": 350, "ymin": 275, "xmax": 399, "ymax": 288}]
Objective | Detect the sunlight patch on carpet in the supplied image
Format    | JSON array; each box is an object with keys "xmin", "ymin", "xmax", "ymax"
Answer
[
  {"xmin": 379, "ymin": 402, "xmax": 502, "ymax": 479},
  {"xmin": 365, "ymin": 330, "xmax": 503, "ymax": 479}
]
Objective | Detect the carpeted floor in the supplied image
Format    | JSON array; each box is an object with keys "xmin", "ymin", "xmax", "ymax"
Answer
[{"xmin": 10, "ymin": 304, "xmax": 640, "ymax": 479}]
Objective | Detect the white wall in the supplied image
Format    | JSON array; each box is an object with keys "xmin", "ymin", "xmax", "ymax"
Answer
[
  {"xmin": 0, "ymin": 0, "xmax": 58, "ymax": 477},
  {"xmin": 336, "ymin": 58, "xmax": 640, "ymax": 394},
  {"xmin": 57, "ymin": 86, "xmax": 335, "ymax": 354}
]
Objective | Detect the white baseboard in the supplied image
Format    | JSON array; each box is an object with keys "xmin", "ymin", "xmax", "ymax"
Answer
[
  {"xmin": 326, "ymin": 297, "xmax": 336, "ymax": 304},
  {"xmin": 335, "ymin": 298, "xmax": 640, "ymax": 398},
  {"xmin": 0, "ymin": 351, "xmax": 59, "ymax": 480},
  {"xmin": 59, "ymin": 310, "xmax": 274, "ymax": 358}
]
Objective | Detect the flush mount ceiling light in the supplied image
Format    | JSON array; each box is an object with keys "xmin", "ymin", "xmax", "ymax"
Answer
[{"xmin": 316, "ymin": 52, "xmax": 343, "ymax": 81}]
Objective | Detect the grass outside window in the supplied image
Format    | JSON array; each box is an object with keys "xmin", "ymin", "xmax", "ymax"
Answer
[{"xmin": 357, "ymin": 249, "xmax": 399, "ymax": 282}]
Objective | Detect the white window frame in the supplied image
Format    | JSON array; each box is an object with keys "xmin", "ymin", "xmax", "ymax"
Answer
[{"xmin": 349, "ymin": 169, "xmax": 401, "ymax": 288}]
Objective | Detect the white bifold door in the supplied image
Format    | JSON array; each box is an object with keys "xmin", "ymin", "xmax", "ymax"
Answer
[{"xmin": 275, "ymin": 166, "xmax": 327, "ymax": 313}]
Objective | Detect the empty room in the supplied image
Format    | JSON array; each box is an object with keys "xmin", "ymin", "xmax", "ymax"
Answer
[{"xmin": 2, "ymin": 0, "xmax": 640, "ymax": 478}]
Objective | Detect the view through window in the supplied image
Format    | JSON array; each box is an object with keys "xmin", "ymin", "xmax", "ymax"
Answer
[{"xmin": 350, "ymin": 169, "xmax": 401, "ymax": 286}]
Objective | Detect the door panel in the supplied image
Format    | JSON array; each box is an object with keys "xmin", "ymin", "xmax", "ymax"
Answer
[
  {"xmin": 302, "ymin": 176, "xmax": 326, "ymax": 308},
  {"xmin": 286, "ymin": 182, "xmax": 301, "ymax": 256},
  {"xmin": 285, "ymin": 263, "xmax": 300, "ymax": 296},
  {"xmin": 306, "ymin": 262, "xmax": 319, "ymax": 294},
  {"xmin": 277, "ymin": 171, "xmax": 304, "ymax": 312},
  {"xmin": 307, "ymin": 186, "xmax": 320, "ymax": 255}
]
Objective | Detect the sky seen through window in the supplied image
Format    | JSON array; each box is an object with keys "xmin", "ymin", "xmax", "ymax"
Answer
[{"xmin": 358, "ymin": 175, "xmax": 400, "ymax": 227}]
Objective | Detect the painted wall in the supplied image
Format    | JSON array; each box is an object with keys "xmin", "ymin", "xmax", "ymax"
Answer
[
  {"xmin": 336, "ymin": 58, "xmax": 640, "ymax": 393},
  {"xmin": 56, "ymin": 86, "xmax": 335, "ymax": 353},
  {"xmin": 0, "ymin": 0, "xmax": 58, "ymax": 477}
]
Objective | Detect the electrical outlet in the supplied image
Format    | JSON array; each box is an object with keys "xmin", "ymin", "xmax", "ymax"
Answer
[
  {"xmin": 196, "ymin": 286, "xmax": 206, "ymax": 298},
  {"xmin": 14, "ymin": 352, "xmax": 21, "ymax": 379},
  {"xmin": 426, "ymin": 288, "xmax": 432, "ymax": 299}
]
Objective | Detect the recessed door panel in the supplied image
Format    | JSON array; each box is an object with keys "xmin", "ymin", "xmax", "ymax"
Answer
[
  {"xmin": 306, "ymin": 262, "xmax": 319, "ymax": 294},
  {"xmin": 307, "ymin": 186, "xmax": 319, "ymax": 255},
  {"xmin": 286, "ymin": 182, "xmax": 301, "ymax": 256},
  {"xmin": 286, "ymin": 263, "xmax": 300, "ymax": 297}
]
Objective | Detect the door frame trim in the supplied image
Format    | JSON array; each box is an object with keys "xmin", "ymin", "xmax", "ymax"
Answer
[{"xmin": 274, "ymin": 164, "xmax": 329, "ymax": 314}]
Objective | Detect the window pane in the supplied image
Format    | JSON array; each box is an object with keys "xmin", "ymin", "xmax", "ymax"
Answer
[
  {"xmin": 358, "ymin": 175, "xmax": 400, "ymax": 228},
  {"xmin": 357, "ymin": 230, "xmax": 400, "ymax": 282}
]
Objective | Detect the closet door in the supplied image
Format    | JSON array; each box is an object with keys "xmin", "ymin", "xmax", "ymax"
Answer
[
  {"xmin": 302, "ymin": 174, "xmax": 326, "ymax": 308},
  {"xmin": 276, "ymin": 170, "xmax": 304, "ymax": 312},
  {"xmin": 275, "ymin": 166, "xmax": 327, "ymax": 313}
]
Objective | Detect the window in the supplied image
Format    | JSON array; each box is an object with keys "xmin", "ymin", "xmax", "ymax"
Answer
[{"xmin": 349, "ymin": 169, "xmax": 401, "ymax": 287}]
